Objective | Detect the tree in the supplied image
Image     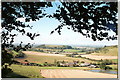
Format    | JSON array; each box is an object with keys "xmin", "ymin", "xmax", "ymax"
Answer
[
  {"xmin": 99, "ymin": 62, "xmax": 106, "ymax": 70},
  {"xmin": 51, "ymin": 2, "xmax": 118, "ymax": 41},
  {"xmin": 1, "ymin": 2, "xmax": 118, "ymax": 77},
  {"xmin": 99, "ymin": 62, "xmax": 112, "ymax": 70},
  {"xmin": 1, "ymin": 2, "xmax": 52, "ymax": 77}
]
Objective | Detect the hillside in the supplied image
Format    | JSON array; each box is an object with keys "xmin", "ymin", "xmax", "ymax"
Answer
[
  {"xmin": 35, "ymin": 44, "xmax": 72, "ymax": 49},
  {"xmin": 92, "ymin": 45, "xmax": 118, "ymax": 56}
]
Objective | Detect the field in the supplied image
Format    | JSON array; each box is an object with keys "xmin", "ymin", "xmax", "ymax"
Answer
[
  {"xmin": 111, "ymin": 59, "xmax": 118, "ymax": 63},
  {"xmin": 15, "ymin": 51, "xmax": 96, "ymax": 64},
  {"xmin": 7, "ymin": 64, "xmax": 117, "ymax": 78},
  {"xmin": 81, "ymin": 54, "xmax": 117, "ymax": 60},
  {"xmin": 63, "ymin": 49, "xmax": 82, "ymax": 53},
  {"xmin": 8, "ymin": 45, "xmax": 118, "ymax": 78},
  {"xmin": 7, "ymin": 64, "xmax": 43, "ymax": 78},
  {"xmin": 41, "ymin": 69, "xmax": 117, "ymax": 78},
  {"xmin": 7, "ymin": 64, "xmax": 99, "ymax": 78},
  {"xmin": 79, "ymin": 46, "xmax": 118, "ymax": 60}
]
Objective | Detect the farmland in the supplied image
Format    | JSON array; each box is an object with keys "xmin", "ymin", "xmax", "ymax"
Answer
[
  {"xmin": 7, "ymin": 64, "xmax": 117, "ymax": 78},
  {"xmin": 80, "ymin": 54, "xmax": 117, "ymax": 60},
  {"xmin": 41, "ymin": 69, "xmax": 117, "ymax": 78},
  {"xmin": 6, "ymin": 45, "xmax": 118, "ymax": 78},
  {"xmin": 15, "ymin": 51, "xmax": 96, "ymax": 64}
]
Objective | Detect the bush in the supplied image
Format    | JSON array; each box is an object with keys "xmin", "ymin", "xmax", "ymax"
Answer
[
  {"xmin": 99, "ymin": 63, "xmax": 106, "ymax": 70},
  {"xmin": 99, "ymin": 63, "xmax": 112, "ymax": 70},
  {"xmin": 66, "ymin": 54, "xmax": 72, "ymax": 57},
  {"xmin": 102, "ymin": 59, "xmax": 112, "ymax": 65},
  {"xmin": 81, "ymin": 61, "xmax": 85, "ymax": 63}
]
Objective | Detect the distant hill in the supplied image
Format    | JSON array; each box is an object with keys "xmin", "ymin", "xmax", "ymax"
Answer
[
  {"xmin": 35, "ymin": 44, "xmax": 72, "ymax": 49},
  {"xmin": 93, "ymin": 45, "xmax": 118, "ymax": 56}
]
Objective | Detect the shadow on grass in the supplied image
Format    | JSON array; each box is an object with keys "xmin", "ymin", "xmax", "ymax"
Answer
[{"xmin": 4, "ymin": 72, "xmax": 28, "ymax": 78}]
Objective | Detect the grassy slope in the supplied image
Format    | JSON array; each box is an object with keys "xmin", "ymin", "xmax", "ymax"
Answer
[
  {"xmin": 11, "ymin": 50, "xmax": 19, "ymax": 57},
  {"xmin": 93, "ymin": 45, "xmax": 118, "ymax": 56},
  {"xmin": 8, "ymin": 64, "xmax": 43, "ymax": 78}
]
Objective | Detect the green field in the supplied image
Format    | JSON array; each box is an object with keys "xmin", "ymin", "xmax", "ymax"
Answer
[
  {"xmin": 7, "ymin": 64, "xmax": 43, "ymax": 78},
  {"xmin": 111, "ymin": 59, "xmax": 118, "ymax": 63}
]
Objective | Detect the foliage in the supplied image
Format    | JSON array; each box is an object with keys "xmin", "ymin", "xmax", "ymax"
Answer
[
  {"xmin": 51, "ymin": 2, "xmax": 118, "ymax": 41},
  {"xmin": 1, "ymin": 2, "xmax": 52, "ymax": 77},
  {"xmin": 66, "ymin": 54, "xmax": 73, "ymax": 57},
  {"xmin": 102, "ymin": 59, "xmax": 112, "ymax": 65},
  {"xmin": 1, "ymin": 2, "xmax": 118, "ymax": 77},
  {"xmin": 99, "ymin": 60, "xmax": 113, "ymax": 70},
  {"xmin": 12, "ymin": 50, "xmax": 25, "ymax": 58},
  {"xmin": 1, "ymin": 49, "xmax": 13, "ymax": 77},
  {"xmin": 99, "ymin": 62, "xmax": 106, "ymax": 70}
]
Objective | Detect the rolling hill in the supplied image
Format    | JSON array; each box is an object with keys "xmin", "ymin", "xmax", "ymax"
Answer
[{"xmin": 93, "ymin": 45, "xmax": 118, "ymax": 56}]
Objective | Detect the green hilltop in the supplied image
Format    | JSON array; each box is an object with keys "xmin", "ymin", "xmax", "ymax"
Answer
[
  {"xmin": 35, "ymin": 44, "xmax": 72, "ymax": 49},
  {"xmin": 93, "ymin": 45, "xmax": 118, "ymax": 56}
]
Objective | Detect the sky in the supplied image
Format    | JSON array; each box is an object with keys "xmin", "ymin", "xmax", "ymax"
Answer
[{"xmin": 13, "ymin": 2, "xmax": 118, "ymax": 46}]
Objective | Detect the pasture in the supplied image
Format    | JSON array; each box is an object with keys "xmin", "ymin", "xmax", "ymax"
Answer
[{"xmin": 7, "ymin": 64, "xmax": 43, "ymax": 78}]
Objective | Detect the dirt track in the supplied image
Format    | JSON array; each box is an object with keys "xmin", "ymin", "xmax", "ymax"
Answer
[
  {"xmin": 41, "ymin": 69, "xmax": 117, "ymax": 78},
  {"xmin": 81, "ymin": 54, "xmax": 117, "ymax": 60},
  {"xmin": 22, "ymin": 51, "xmax": 65, "ymax": 56}
]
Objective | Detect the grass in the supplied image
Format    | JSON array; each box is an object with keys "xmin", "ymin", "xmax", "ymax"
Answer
[
  {"xmin": 7, "ymin": 64, "xmax": 117, "ymax": 78},
  {"xmin": 7, "ymin": 64, "xmax": 101, "ymax": 78},
  {"xmin": 107, "ymin": 65, "xmax": 118, "ymax": 70},
  {"xmin": 8, "ymin": 64, "xmax": 43, "ymax": 78},
  {"xmin": 111, "ymin": 59, "xmax": 118, "ymax": 63},
  {"xmin": 15, "ymin": 52, "xmax": 96, "ymax": 64},
  {"xmin": 12, "ymin": 50, "xmax": 19, "ymax": 57},
  {"xmin": 63, "ymin": 49, "xmax": 82, "ymax": 53},
  {"xmin": 93, "ymin": 45, "xmax": 118, "ymax": 56}
]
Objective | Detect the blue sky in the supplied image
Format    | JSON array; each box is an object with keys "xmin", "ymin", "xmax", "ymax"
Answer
[
  {"xmin": 13, "ymin": 2, "xmax": 118, "ymax": 46},
  {"xmin": 14, "ymin": 17, "xmax": 118, "ymax": 46}
]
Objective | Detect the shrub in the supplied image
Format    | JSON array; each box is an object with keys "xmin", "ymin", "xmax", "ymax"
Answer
[{"xmin": 81, "ymin": 61, "xmax": 85, "ymax": 63}]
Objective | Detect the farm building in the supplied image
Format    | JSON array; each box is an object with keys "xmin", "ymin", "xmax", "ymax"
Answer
[
  {"xmin": 80, "ymin": 63, "xmax": 90, "ymax": 67},
  {"xmin": 88, "ymin": 65, "xmax": 98, "ymax": 68}
]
